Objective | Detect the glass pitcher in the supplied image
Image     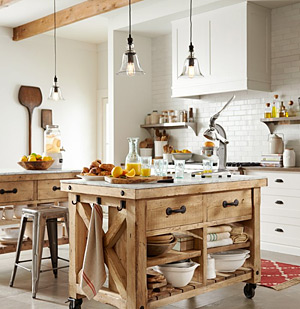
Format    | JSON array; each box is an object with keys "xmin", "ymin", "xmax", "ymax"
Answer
[{"xmin": 125, "ymin": 137, "xmax": 141, "ymax": 176}]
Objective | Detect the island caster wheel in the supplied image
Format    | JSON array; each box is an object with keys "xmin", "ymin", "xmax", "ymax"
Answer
[
  {"xmin": 244, "ymin": 283, "xmax": 257, "ymax": 299},
  {"xmin": 67, "ymin": 297, "xmax": 83, "ymax": 309}
]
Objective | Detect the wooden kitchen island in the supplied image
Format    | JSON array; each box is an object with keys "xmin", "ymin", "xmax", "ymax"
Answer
[{"xmin": 61, "ymin": 175, "xmax": 267, "ymax": 309}]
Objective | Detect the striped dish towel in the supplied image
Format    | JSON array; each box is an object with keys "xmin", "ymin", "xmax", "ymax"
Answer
[
  {"xmin": 80, "ymin": 204, "xmax": 106, "ymax": 300},
  {"xmin": 207, "ymin": 232, "xmax": 230, "ymax": 242}
]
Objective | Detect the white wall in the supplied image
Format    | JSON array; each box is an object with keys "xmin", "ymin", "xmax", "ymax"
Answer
[
  {"xmin": 0, "ymin": 26, "xmax": 98, "ymax": 169},
  {"xmin": 109, "ymin": 31, "xmax": 152, "ymax": 165},
  {"xmin": 151, "ymin": 3, "xmax": 300, "ymax": 165}
]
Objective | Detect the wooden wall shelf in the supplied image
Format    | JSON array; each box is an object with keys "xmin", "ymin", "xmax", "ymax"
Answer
[{"xmin": 260, "ymin": 116, "xmax": 300, "ymax": 133}]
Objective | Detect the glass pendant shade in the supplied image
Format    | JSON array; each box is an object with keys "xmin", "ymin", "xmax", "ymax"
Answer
[
  {"xmin": 118, "ymin": 43, "xmax": 145, "ymax": 76},
  {"xmin": 180, "ymin": 49, "xmax": 203, "ymax": 79},
  {"xmin": 48, "ymin": 76, "xmax": 64, "ymax": 101}
]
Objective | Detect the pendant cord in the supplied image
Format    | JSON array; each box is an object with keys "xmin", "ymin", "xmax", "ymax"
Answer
[
  {"xmin": 54, "ymin": 0, "xmax": 57, "ymax": 78},
  {"xmin": 190, "ymin": 0, "xmax": 192, "ymax": 44},
  {"xmin": 129, "ymin": 0, "xmax": 131, "ymax": 38}
]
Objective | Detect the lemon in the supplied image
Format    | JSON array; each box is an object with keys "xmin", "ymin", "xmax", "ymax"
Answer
[
  {"xmin": 42, "ymin": 156, "xmax": 52, "ymax": 161},
  {"xmin": 111, "ymin": 166, "xmax": 123, "ymax": 178},
  {"xmin": 28, "ymin": 155, "xmax": 37, "ymax": 162},
  {"xmin": 125, "ymin": 168, "xmax": 136, "ymax": 178},
  {"xmin": 20, "ymin": 155, "xmax": 28, "ymax": 162}
]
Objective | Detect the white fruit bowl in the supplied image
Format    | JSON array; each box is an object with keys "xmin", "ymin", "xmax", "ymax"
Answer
[
  {"xmin": 172, "ymin": 153, "xmax": 193, "ymax": 162},
  {"xmin": 156, "ymin": 262, "xmax": 199, "ymax": 287}
]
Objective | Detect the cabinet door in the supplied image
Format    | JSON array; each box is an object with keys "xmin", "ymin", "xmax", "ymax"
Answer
[{"xmin": 209, "ymin": 4, "xmax": 246, "ymax": 83}]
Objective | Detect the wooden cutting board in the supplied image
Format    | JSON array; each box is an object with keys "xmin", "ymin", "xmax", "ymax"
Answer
[{"xmin": 104, "ymin": 176, "xmax": 172, "ymax": 184}]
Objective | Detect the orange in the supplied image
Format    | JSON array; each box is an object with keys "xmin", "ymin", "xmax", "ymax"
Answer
[
  {"xmin": 111, "ymin": 166, "xmax": 123, "ymax": 178},
  {"xmin": 125, "ymin": 168, "xmax": 136, "ymax": 178},
  {"xmin": 204, "ymin": 141, "xmax": 215, "ymax": 147},
  {"xmin": 122, "ymin": 169, "xmax": 128, "ymax": 176}
]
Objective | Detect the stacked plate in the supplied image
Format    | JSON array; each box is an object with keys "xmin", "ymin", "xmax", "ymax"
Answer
[
  {"xmin": 211, "ymin": 249, "xmax": 250, "ymax": 272},
  {"xmin": 147, "ymin": 234, "xmax": 177, "ymax": 257}
]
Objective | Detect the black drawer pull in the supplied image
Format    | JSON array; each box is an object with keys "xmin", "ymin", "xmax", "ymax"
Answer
[
  {"xmin": 166, "ymin": 205, "xmax": 186, "ymax": 216},
  {"xmin": 275, "ymin": 179, "xmax": 284, "ymax": 183},
  {"xmin": 0, "ymin": 188, "xmax": 18, "ymax": 195},
  {"xmin": 52, "ymin": 186, "xmax": 61, "ymax": 191},
  {"xmin": 275, "ymin": 200, "xmax": 284, "ymax": 205},
  {"xmin": 223, "ymin": 199, "xmax": 239, "ymax": 208},
  {"xmin": 275, "ymin": 228, "xmax": 284, "ymax": 233}
]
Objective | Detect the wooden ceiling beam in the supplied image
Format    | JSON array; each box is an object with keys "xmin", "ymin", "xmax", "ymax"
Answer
[
  {"xmin": 13, "ymin": 0, "xmax": 143, "ymax": 41},
  {"xmin": 0, "ymin": 0, "xmax": 21, "ymax": 8}
]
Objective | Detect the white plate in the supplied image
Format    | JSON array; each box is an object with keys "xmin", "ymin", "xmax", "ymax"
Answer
[
  {"xmin": 77, "ymin": 175, "xmax": 104, "ymax": 181},
  {"xmin": 0, "ymin": 237, "xmax": 26, "ymax": 245}
]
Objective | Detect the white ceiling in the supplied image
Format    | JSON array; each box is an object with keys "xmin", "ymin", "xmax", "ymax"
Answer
[{"xmin": 0, "ymin": 0, "xmax": 300, "ymax": 44}]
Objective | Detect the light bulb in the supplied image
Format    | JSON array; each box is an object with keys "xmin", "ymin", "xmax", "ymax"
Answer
[
  {"xmin": 52, "ymin": 91, "xmax": 59, "ymax": 101},
  {"xmin": 126, "ymin": 62, "xmax": 135, "ymax": 76},
  {"xmin": 188, "ymin": 65, "xmax": 195, "ymax": 78}
]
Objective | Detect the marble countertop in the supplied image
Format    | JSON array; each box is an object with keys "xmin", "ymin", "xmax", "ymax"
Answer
[
  {"xmin": 241, "ymin": 166, "xmax": 300, "ymax": 172},
  {"xmin": 61, "ymin": 174, "xmax": 266, "ymax": 190},
  {"xmin": 0, "ymin": 168, "xmax": 80, "ymax": 176}
]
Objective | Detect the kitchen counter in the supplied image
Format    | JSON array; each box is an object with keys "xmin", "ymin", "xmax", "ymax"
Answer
[
  {"xmin": 241, "ymin": 166, "xmax": 300, "ymax": 172},
  {"xmin": 61, "ymin": 175, "xmax": 267, "ymax": 308}
]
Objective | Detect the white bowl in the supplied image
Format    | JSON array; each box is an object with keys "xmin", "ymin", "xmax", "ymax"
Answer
[
  {"xmin": 14, "ymin": 205, "xmax": 27, "ymax": 219},
  {"xmin": 3, "ymin": 227, "xmax": 20, "ymax": 239},
  {"xmin": 156, "ymin": 262, "xmax": 199, "ymax": 287},
  {"xmin": 172, "ymin": 153, "xmax": 193, "ymax": 161},
  {"xmin": 211, "ymin": 250, "xmax": 250, "ymax": 272}
]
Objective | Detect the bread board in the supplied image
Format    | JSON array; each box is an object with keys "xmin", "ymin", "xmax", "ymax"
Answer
[{"xmin": 104, "ymin": 175, "xmax": 172, "ymax": 184}]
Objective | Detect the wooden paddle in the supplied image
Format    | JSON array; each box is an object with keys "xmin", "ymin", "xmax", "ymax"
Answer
[{"xmin": 18, "ymin": 86, "xmax": 43, "ymax": 154}]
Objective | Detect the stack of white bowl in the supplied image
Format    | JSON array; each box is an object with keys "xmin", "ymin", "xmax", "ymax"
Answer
[
  {"xmin": 156, "ymin": 260, "xmax": 199, "ymax": 287},
  {"xmin": 211, "ymin": 249, "xmax": 250, "ymax": 272}
]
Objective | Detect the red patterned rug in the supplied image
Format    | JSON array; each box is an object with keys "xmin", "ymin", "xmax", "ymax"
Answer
[{"xmin": 260, "ymin": 259, "xmax": 300, "ymax": 290}]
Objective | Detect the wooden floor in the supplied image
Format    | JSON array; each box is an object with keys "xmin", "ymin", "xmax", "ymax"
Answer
[{"xmin": 0, "ymin": 247, "xmax": 299, "ymax": 309}]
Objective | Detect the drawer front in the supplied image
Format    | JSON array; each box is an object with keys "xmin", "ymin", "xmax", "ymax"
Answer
[
  {"xmin": 261, "ymin": 222, "xmax": 300, "ymax": 248},
  {"xmin": 0, "ymin": 181, "xmax": 34, "ymax": 203},
  {"xmin": 262, "ymin": 187, "xmax": 300, "ymax": 198},
  {"xmin": 38, "ymin": 180, "xmax": 68, "ymax": 200},
  {"xmin": 206, "ymin": 189, "xmax": 252, "ymax": 221},
  {"xmin": 146, "ymin": 195, "xmax": 203, "ymax": 231},
  {"xmin": 261, "ymin": 195, "xmax": 300, "ymax": 219},
  {"xmin": 246, "ymin": 170, "xmax": 300, "ymax": 190}
]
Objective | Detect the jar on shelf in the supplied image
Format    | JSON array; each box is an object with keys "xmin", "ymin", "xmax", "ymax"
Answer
[
  {"xmin": 264, "ymin": 103, "xmax": 271, "ymax": 118},
  {"xmin": 283, "ymin": 148, "xmax": 296, "ymax": 167},
  {"xmin": 159, "ymin": 115, "xmax": 165, "ymax": 124},
  {"xmin": 151, "ymin": 110, "xmax": 159, "ymax": 124},
  {"xmin": 183, "ymin": 110, "xmax": 188, "ymax": 122},
  {"xmin": 44, "ymin": 125, "xmax": 61, "ymax": 153},
  {"xmin": 179, "ymin": 111, "xmax": 184, "ymax": 122},
  {"xmin": 188, "ymin": 107, "xmax": 194, "ymax": 122},
  {"xmin": 168, "ymin": 110, "xmax": 174, "ymax": 123},
  {"xmin": 145, "ymin": 114, "xmax": 151, "ymax": 125},
  {"xmin": 125, "ymin": 137, "xmax": 141, "ymax": 176}
]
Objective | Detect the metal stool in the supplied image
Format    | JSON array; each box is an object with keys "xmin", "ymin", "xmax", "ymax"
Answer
[{"xmin": 9, "ymin": 205, "xmax": 69, "ymax": 298}]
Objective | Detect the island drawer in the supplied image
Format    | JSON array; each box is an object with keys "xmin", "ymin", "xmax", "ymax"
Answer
[
  {"xmin": 206, "ymin": 189, "xmax": 252, "ymax": 221},
  {"xmin": 38, "ymin": 180, "xmax": 68, "ymax": 200},
  {"xmin": 146, "ymin": 195, "xmax": 203, "ymax": 231},
  {"xmin": 0, "ymin": 181, "xmax": 34, "ymax": 203}
]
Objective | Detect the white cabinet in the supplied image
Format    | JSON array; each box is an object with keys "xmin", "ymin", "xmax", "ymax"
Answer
[
  {"xmin": 172, "ymin": 2, "xmax": 271, "ymax": 97},
  {"xmin": 245, "ymin": 170, "xmax": 300, "ymax": 256}
]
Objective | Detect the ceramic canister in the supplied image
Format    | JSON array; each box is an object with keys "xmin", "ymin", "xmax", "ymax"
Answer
[
  {"xmin": 283, "ymin": 148, "xmax": 296, "ymax": 167},
  {"xmin": 207, "ymin": 254, "xmax": 216, "ymax": 279}
]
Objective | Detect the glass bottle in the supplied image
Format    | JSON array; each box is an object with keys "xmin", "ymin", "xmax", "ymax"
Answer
[
  {"xmin": 44, "ymin": 125, "xmax": 61, "ymax": 153},
  {"xmin": 279, "ymin": 101, "xmax": 285, "ymax": 118},
  {"xmin": 125, "ymin": 137, "xmax": 141, "ymax": 176},
  {"xmin": 274, "ymin": 94, "xmax": 280, "ymax": 117},
  {"xmin": 287, "ymin": 101, "xmax": 295, "ymax": 117},
  {"xmin": 271, "ymin": 102, "xmax": 276, "ymax": 118},
  {"xmin": 264, "ymin": 103, "xmax": 271, "ymax": 118}
]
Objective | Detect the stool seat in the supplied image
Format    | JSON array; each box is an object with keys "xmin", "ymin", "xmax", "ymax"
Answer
[{"xmin": 9, "ymin": 205, "xmax": 69, "ymax": 298}]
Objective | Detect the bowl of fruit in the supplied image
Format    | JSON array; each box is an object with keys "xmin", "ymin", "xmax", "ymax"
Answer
[
  {"xmin": 171, "ymin": 149, "xmax": 193, "ymax": 162},
  {"xmin": 18, "ymin": 153, "xmax": 54, "ymax": 170}
]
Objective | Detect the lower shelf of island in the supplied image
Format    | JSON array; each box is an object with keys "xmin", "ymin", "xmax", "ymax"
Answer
[
  {"xmin": 148, "ymin": 267, "xmax": 252, "ymax": 308},
  {"xmin": 0, "ymin": 237, "xmax": 69, "ymax": 254}
]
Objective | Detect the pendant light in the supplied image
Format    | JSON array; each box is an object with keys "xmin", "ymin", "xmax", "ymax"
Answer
[
  {"xmin": 180, "ymin": 0, "xmax": 203, "ymax": 79},
  {"xmin": 49, "ymin": 0, "xmax": 64, "ymax": 101},
  {"xmin": 117, "ymin": 0, "xmax": 145, "ymax": 76}
]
